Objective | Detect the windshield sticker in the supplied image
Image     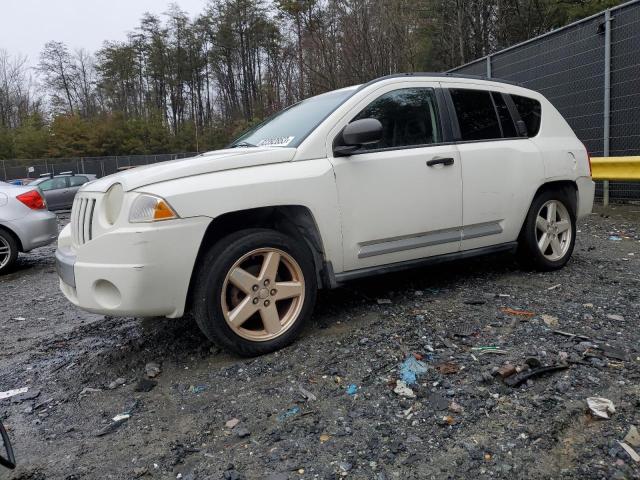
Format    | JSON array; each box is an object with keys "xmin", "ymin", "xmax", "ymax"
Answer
[{"xmin": 257, "ymin": 136, "xmax": 295, "ymax": 147}]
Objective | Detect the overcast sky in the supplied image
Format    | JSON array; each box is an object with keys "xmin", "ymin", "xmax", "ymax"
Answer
[{"xmin": 1, "ymin": 0, "xmax": 209, "ymax": 66}]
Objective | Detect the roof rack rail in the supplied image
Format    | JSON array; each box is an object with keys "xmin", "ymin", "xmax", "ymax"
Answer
[
  {"xmin": 39, "ymin": 173, "xmax": 53, "ymax": 178},
  {"xmin": 361, "ymin": 72, "xmax": 523, "ymax": 88},
  {"xmin": 59, "ymin": 171, "xmax": 75, "ymax": 176}
]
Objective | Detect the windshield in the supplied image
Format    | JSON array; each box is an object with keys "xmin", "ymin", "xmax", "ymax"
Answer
[{"xmin": 231, "ymin": 87, "xmax": 357, "ymax": 148}]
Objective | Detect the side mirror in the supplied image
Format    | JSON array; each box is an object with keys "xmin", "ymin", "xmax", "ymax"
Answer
[
  {"xmin": 0, "ymin": 421, "xmax": 16, "ymax": 470},
  {"xmin": 334, "ymin": 118, "xmax": 383, "ymax": 157},
  {"xmin": 515, "ymin": 120, "xmax": 528, "ymax": 137}
]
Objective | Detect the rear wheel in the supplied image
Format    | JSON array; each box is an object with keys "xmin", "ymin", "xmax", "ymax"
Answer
[
  {"xmin": 0, "ymin": 230, "xmax": 18, "ymax": 275},
  {"xmin": 517, "ymin": 188, "xmax": 576, "ymax": 271},
  {"xmin": 192, "ymin": 229, "xmax": 317, "ymax": 356}
]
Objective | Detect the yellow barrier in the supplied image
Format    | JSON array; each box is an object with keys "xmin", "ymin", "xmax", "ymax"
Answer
[{"xmin": 591, "ymin": 156, "xmax": 640, "ymax": 181}]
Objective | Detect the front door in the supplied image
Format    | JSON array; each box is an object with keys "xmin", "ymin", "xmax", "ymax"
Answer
[{"xmin": 328, "ymin": 84, "xmax": 463, "ymax": 271}]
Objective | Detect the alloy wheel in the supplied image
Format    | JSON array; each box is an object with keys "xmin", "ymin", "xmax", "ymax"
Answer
[
  {"xmin": 221, "ymin": 248, "xmax": 305, "ymax": 342},
  {"xmin": 535, "ymin": 200, "xmax": 572, "ymax": 261}
]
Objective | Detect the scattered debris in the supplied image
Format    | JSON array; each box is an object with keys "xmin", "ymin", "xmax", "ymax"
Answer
[
  {"xmin": 546, "ymin": 284, "xmax": 562, "ymax": 291},
  {"xmin": 145, "ymin": 362, "xmax": 161, "ymax": 378},
  {"xmin": 608, "ymin": 235, "xmax": 622, "ymax": 241},
  {"xmin": 552, "ymin": 330, "xmax": 591, "ymax": 341},
  {"xmin": 497, "ymin": 364, "xmax": 517, "ymax": 378},
  {"xmin": 376, "ymin": 298, "xmax": 392, "ymax": 305},
  {"xmin": 11, "ymin": 388, "xmax": 40, "ymax": 403},
  {"xmin": 472, "ymin": 346, "xmax": 508, "ymax": 355},
  {"xmin": 299, "ymin": 386, "xmax": 317, "ymax": 401},
  {"xmin": 448, "ymin": 401, "xmax": 464, "ymax": 413},
  {"xmin": 108, "ymin": 377, "xmax": 126, "ymax": 390},
  {"xmin": 0, "ymin": 387, "xmax": 29, "ymax": 401},
  {"xmin": 624, "ymin": 426, "xmax": 640, "ymax": 448},
  {"xmin": 189, "ymin": 385, "xmax": 206, "ymax": 394},
  {"xmin": 393, "ymin": 380, "xmax": 416, "ymax": 398},
  {"xmin": 400, "ymin": 355, "xmax": 429, "ymax": 385},
  {"xmin": 79, "ymin": 387, "xmax": 102, "ymax": 396},
  {"xmin": 606, "ymin": 314, "xmax": 625, "ymax": 321},
  {"xmin": 435, "ymin": 362, "xmax": 460, "ymax": 375},
  {"xmin": 225, "ymin": 418, "xmax": 240, "ymax": 429},
  {"xmin": 346, "ymin": 384, "xmax": 358, "ymax": 396},
  {"xmin": 95, "ymin": 416, "xmax": 129, "ymax": 437},
  {"xmin": 541, "ymin": 314, "xmax": 559, "ymax": 327},
  {"xmin": 277, "ymin": 406, "xmax": 301, "ymax": 421},
  {"xmin": 501, "ymin": 307, "xmax": 535, "ymax": 317},
  {"xmin": 233, "ymin": 426, "xmax": 250, "ymax": 438},
  {"xmin": 504, "ymin": 364, "xmax": 569, "ymax": 387},
  {"xmin": 319, "ymin": 434, "xmax": 331, "ymax": 443},
  {"xmin": 617, "ymin": 441, "xmax": 640, "ymax": 463},
  {"xmin": 587, "ymin": 397, "xmax": 616, "ymax": 419}
]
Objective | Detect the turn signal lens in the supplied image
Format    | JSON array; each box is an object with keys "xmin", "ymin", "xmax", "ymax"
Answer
[
  {"xmin": 129, "ymin": 194, "xmax": 178, "ymax": 223},
  {"xmin": 16, "ymin": 190, "xmax": 46, "ymax": 210}
]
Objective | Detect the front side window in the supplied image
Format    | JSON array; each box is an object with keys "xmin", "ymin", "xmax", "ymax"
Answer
[
  {"xmin": 39, "ymin": 178, "xmax": 67, "ymax": 191},
  {"xmin": 351, "ymin": 88, "xmax": 441, "ymax": 151},
  {"xmin": 511, "ymin": 94, "xmax": 542, "ymax": 137},
  {"xmin": 450, "ymin": 89, "xmax": 502, "ymax": 141}
]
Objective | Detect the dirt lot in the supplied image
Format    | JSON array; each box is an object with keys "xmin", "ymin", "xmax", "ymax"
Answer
[{"xmin": 1, "ymin": 206, "xmax": 639, "ymax": 480}]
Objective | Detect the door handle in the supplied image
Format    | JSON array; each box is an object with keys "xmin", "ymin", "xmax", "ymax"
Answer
[{"xmin": 426, "ymin": 157, "xmax": 454, "ymax": 167}]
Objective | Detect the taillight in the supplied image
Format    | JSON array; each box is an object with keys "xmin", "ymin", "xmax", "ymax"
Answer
[{"xmin": 16, "ymin": 190, "xmax": 46, "ymax": 210}]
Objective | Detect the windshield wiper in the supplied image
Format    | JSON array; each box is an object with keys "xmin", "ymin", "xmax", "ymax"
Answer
[{"xmin": 230, "ymin": 141, "xmax": 256, "ymax": 148}]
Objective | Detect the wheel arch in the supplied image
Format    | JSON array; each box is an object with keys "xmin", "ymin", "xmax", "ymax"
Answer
[
  {"xmin": 185, "ymin": 205, "xmax": 331, "ymax": 314},
  {"xmin": 0, "ymin": 224, "xmax": 24, "ymax": 252},
  {"xmin": 518, "ymin": 180, "xmax": 578, "ymax": 239}
]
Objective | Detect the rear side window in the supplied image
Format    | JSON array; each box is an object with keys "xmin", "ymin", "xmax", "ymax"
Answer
[
  {"xmin": 450, "ymin": 89, "xmax": 502, "ymax": 141},
  {"xmin": 352, "ymin": 88, "xmax": 441, "ymax": 150},
  {"xmin": 511, "ymin": 94, "xmax": 542, "ymax": 137},
  {"xmin": 69, "ymin": 176, "xmax": 88, "ymax": 187},
  {"xmin": 39, "ymin": 177, "xmax": 67, "ymax": 191}
]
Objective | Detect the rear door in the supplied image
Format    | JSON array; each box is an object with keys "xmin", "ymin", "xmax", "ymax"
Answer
[
  {"xmin": 38, "ymin": 177, "xmax": 69, "ymax": 210},
  {"xmin": 444, "ymin": 84, "xmax": 544, "ymax": 250},
  {"xmin": 65, "ymin": 176, "xmax": 89, "ymax": 208}
]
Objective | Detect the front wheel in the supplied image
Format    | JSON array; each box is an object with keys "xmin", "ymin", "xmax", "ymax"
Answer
[
  {"xmin": 517, "ymin": 189, "xmax": 576, "ymax": 271},
  {"xmin": 192, "ymin": 229, "xmax": 317, "ymax": 356}
]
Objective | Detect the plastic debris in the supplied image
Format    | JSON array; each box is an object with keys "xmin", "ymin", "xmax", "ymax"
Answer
[
  {"xmin": 346, "ymin": 384, "xmax": 358, "ymax": 396},
  {"xmin": 587, "ymin": 397, "xmax": 616, "ymax": 419},
  {"xmin": 376, "ymin": 298, "xmax": 392, "ymax": 305},
  {"xmin": 609, "ymin": 235, "xmax": 622, "ymax": 241},
  {"xmin": 501, "ymin": 307, "xmax": 535, "ymax": 317},
  {"xmin": 552, "ymin": 330, "xmax": 590, "ymax": 341},
  {"xmin": 624, "ymin": 426, "xmax": 640, "ymax": 447},
  {"xmin": 393, "ymin": 380, "xmax": 416, "ymax": 398},
  {"xmin": 319, "ymin": 433, "xmax": 331, "ymax": 443},
  {"xmin": 0, "ymin": 387, "xmax": 29, "ymax": 401},
  {"xmin": 546, "ymin": 284, "xmax": 561, "ymax": 291},
  {"xmin": 471, "ymin": 346, "xmax": 508, "ymax": 355},
  {"xmin": 400, "ymin": 355, "xmax": 429, "ymax": 385},
  {"xmin": 189, "ymin": 385, "xmax": 206, "ymax": 394},
  {"xmin": 112, "ymin": 413, "xmax": 131, "ymax": 422},
  {"xmin": 606, "ymin": 314, "xmax": 625, "ymax": 321},
  {"xmin": 79, "ymin": 387, "xmax": 102, "ymax": 396},
  {"xmin": 617, "ymin": 441, "xmax": 640, "ymax": 463},
  {"xmin": 504, "ymin": 364, "xmax": 569, "ymax": 387},
  {"xmin": 277, "ymin": 406, "xmax": 301, "ymax": 421}
]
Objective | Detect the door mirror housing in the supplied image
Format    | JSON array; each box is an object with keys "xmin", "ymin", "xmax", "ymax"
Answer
[{"xmin": 334, "ymin": 118, "xmax": 383, "ymax": 157}]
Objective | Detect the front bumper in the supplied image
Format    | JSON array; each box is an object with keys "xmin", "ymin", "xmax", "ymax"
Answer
[{"xmin": 56, "ymin": 216, "xmax": 210, "ymax": 318}]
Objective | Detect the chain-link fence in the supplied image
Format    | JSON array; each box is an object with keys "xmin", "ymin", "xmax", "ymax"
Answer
[
  {"xmin": 449, "ymin": 0, "xmax": 640, "ymax": 204},
  {"xmin": 0, "ymin": 153, "xmax": 199, "ymax": 182}
]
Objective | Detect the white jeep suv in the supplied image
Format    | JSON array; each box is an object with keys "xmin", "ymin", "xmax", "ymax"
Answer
[{"xmin": 56, "ymin": 74, "xmax": 594, "ymax": 356}]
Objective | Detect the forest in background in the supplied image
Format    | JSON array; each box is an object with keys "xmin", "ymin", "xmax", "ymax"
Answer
[{"xmin": 0, "ymin": 0, "xmax": 624, "ymax": 160}]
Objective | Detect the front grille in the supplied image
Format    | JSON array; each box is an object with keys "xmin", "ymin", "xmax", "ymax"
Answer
[{"xmin": 71, "ymin": 196, "xmax": 96, "ymax": 246}]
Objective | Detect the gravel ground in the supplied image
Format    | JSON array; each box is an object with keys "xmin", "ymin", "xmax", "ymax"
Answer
[{"xmin": 1, "ymin": 205, "xmax": 639, "ymax": 480}]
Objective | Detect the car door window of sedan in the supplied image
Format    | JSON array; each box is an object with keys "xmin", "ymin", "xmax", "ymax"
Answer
[
  {"xmin": 68, "ymin": 176, "xmax": 88, "ymax": 187},
  {"xmin": 351, "ymin": 88, "xmax": 441, "ymax": 151},
  {"xmin": 39, "ymin": 178, "xmax": 67, "ymax": 191}
]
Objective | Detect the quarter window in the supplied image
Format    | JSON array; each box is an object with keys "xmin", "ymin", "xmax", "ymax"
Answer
[
  {"xmin": 351, "ymin": 88, "xmax": 441, "ymax": 150},
  {"xmin": 450, "ymin": 89, "xmax": 502, "ymax": 141},
  {"xmin": 511, "ymin": 94, "xmax": 542, "ymax": 137}
]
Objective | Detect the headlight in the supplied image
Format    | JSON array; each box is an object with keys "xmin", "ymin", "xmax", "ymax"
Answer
[
  {"xmin": 128, "ymin": 194, "xmax": 178, "ymax": 223},
  {"xmin": 104, "ymin": 183, "xmax": 124, "ymax": 225}
]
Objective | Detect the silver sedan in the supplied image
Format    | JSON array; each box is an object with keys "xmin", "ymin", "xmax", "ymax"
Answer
[{"xmin": 0, "ymin": 181, "xmax": 59, "ymax": 274}]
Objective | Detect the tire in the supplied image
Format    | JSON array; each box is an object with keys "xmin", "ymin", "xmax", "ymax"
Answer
[
  {"xmin": 192, "ymin": 228, "xmax": 317, "ymax": 356},
  {"xmin": 517, "ymin": 188, "xmax": 576, "ymax": 271},
  {"xmin": 0, "ymin": 229, "xmax": 18, "ymax": 275}
]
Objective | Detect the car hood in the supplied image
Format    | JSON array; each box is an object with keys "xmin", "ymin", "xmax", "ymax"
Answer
[{"xmin": 83, "ymin": 147, "xmax": 297, "ymax": 193}]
